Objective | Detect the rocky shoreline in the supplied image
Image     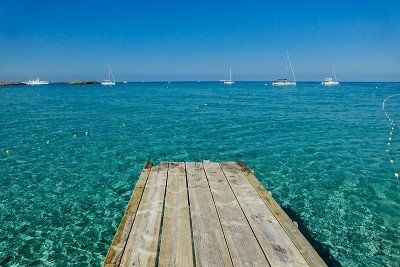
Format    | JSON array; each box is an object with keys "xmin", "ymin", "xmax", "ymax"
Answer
[
  {"xmin": 0, "ymin": 81, "xmax": 102, "ymax": 86},
  {"xmin": 0, "ymin": 81, "xmax": 27, "ymax": 86}
]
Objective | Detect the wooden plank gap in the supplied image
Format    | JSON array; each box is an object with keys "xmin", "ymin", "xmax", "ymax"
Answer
[
  {"xmin": 119, "ymin": 162, "xmax": 169, "ymax": 266},
  {"xmin": 187, "ymin": 162, "xmax": 233, "ymax": 266},
  {"xmin": 159, "ymin": 162, "xmax": 193, "ymax": 266},
  {"xmin": 201, "ymin": 162, "xmax": 234, "ymax": 265},
  {"xmin": 184, "ymin": 163, "xmax": 197, "ymax": 267},
  {"xmin": 218, "ymin": 162, "xmax": 273, "ymax": 266},
  {"xmin": 155, "ymin": 162, "xmax": 170, "ymax": 267},
  {"xmin": 203, "ymin": 161, "xmax": 269, "ymax": 266}
]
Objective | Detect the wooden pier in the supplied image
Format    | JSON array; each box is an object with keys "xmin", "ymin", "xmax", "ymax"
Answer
[{"xmin": 104, "ymin": 161, "xmax": 326, "ymax": 267}]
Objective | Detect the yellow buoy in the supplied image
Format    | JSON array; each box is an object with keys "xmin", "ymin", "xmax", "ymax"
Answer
[
  {"xmin": 6, "ymin": 149, "xmax": 11, "ymax": 155},
  {"xmin": 85, "ymin": 131, "xmax": 89, "ymax": 136},
  {"xmin": 46, "ymin": 140, "xmax": 50, "ymax": 144}
]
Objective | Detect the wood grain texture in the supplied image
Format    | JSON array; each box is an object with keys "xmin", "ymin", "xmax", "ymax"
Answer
[
  {"xmin": 186, "ymin": 162, "xmax": 233, "ymax": 267},
  {"xmin": 120, "ymin": 162, "xmax": 169, "ymax": 266},
  {"xmin": 203, "ymin": 161, "xmax": 270, "ymax": 266},
  {"xmin": 103, "ymin": 162, "xmax": 153, "ymax": 266},
  {"xmin": 236, "ymin": 162, "xmax": 326, "ymax": 267},
  {"xmin": 159, "ymin": 162, "xmax": 193, "ymax": 266},
  {"xmin": 104, "ymin": 161, "xmax": 326, "ymax": 267},
  {"xmin": 220, "ymin": 162, "xmax": 309, "ymax": 266}
]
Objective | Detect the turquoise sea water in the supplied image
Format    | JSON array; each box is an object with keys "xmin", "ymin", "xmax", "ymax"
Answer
[{"xmin": 0, "ymin": 82, "xmax": 399, "ymax": 266}]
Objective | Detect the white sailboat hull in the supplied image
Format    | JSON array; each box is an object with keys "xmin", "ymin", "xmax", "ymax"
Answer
[
  {"xmin": 223, "ymin": 81, "xmax": 235, "ymax": 85},
  {"xmin": 101, "ymin": 81, "xmax": 115, "ymax": 86},
  {"xmin": 321, "ymin": 81, "xmax": 339, "ymax": 86},
  {"xmin": 24, "ymin": 78, "xmax": 49, "ymax": 85},
  {"xmin": 272, "ymin": 81, "xmax": 296, "ymax": 86},
  {"xmin": 26, "ymin": 81, "xmax": 49, "ymax": 85}
]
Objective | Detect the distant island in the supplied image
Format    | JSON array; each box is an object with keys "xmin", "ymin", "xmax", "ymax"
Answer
[
  {"xmin": 0, "ymin": 81, "xmax": 102, "ymax": 86},
  {"xmin": 0, "ymin": 81, "xmax": 27, "ymax": 86},
  {"xmin": 68, "ymin": 81, "xmax": 100, "ymax": 85}
]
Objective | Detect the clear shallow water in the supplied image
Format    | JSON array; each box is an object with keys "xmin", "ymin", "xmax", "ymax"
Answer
[{"xmin": 0, "ymin": 82, "xmax": 399, "ymax": 266}]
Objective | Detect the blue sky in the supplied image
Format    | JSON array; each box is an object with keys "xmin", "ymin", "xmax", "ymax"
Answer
[{"xmin": 1, "ymin": 0, "xmax": 399, "ymax": 81}]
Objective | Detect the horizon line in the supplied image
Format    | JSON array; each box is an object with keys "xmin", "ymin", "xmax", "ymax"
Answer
[{"xmin": 2, "ymin": 80, "xmax": 400, "ymax": 83}]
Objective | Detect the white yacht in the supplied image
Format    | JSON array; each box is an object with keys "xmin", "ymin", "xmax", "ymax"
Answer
[
  {"xmin": 272, "ymin": 51, "xmax": 296, "ymax": 86},
  {"xmin": 322, "ymin": 65, "xmax": 339, "ymax": 86},
  {"xmin": 24, "ymin": 78, "xmax": 49, "ymax": 85},
  {"xmin": 101, "ymin": 64, "xmax": 116, "ymax": 86},
  {"xmin": 223, "ymin": 68, "xmax": 235, "ymax": 85}
]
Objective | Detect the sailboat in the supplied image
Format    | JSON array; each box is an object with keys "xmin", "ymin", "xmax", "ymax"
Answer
[
  {"xmin": 322, "ymin": 65, "xmax": 339, "ymax": 86},
  {"xmin": 272, "ymin": 51, "xmax": 296, "ymax": 86},
  {"xmin": 24, "ymin": 78, "xmax": 49, "ymax": 85},
  {"xmin": 101, "ymin": 64, "xmax": 116, "ymax": 86},
  {"xmin": 223, "ymin": 68, "xmax": 235, "ymax": 85}
]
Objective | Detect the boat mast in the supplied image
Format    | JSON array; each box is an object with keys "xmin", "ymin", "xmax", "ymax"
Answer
[
  {"xmin": 108, "ymin": 64, "xmax": 111, "ymax": 81},
  {"xmin": 287, "ymin": 51, "xmax": 296, "ymax": 82},
  {"xmin": 285, "ymin": 55, "xmax": 288, "ymax": 79},
  {"xmin": 229, "ymin": 68, "xmax": 232, "ymax": 82},
  {"xmin": 111, "ymin": 68, "xmax": 115, "ymax": 82},
  {"xmin": 332, "ymin": 65, "xmax": 337, "ymax": 82}
]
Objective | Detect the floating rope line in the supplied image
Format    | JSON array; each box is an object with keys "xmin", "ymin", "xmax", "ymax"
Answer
[{"xmin": 382, "ymin": 94, "xmax": 400, "ymax": 183}]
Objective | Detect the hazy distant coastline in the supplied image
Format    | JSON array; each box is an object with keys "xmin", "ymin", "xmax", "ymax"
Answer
[
  {"xmin": 0, "ymin": 81, "xmax": 100, "ymax": 86},
  {"xmin": 1, "ymin": 81, "xmax": 398, "ymax": 86},
  {"xmin": 67, "ymin": 81, "xmax": 100, "ymax": 85}
]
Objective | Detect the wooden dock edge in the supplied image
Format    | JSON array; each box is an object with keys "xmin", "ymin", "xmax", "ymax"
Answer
[
  {"xmin": 103, "ymin": 161, "xmax": 153, "ymax": 267},
  {"xmin": 236, "ymin": 162, "xmax": 327, "ymax": 267}
]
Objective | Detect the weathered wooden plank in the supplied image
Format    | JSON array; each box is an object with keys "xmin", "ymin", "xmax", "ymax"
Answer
[
  {"xmin": 203, "ymin": 161, "xmax": 270, "ymax": 266},
  {"xmin": 186, "ymin": 162, "xmax": 233, "ymax": 266},
  {"xmin": 159, "ymin": 162, "xmax": 193, "ymax": 266},
  {"xmin": 119, "ymin": 162, "xmax": 169, "ymax": 266},
  {"xmin": 236, "ymin": 162, "xmax": 327, "ymax": 267},
  {"xmin": 220, "ymin": 162, "xmax": 309, "ymax": 266},
  {"xmin": 103, "ymin": 162, "xmax": 153, "ymax": 267}
]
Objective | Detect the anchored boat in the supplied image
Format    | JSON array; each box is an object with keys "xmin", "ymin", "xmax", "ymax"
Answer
[
  {"xmin": 223, "ymin": 68, "xmax": 235, "ymax": 85},
  {"xmin": 24, "ymin": 78, "xmax": 49, "ymax": 85},
  {"xmin": 101, "ymin": 64, "xmax": 116, "ymax": 86},
  {"xmin": 272, "ymin": 51, "xmax": 296, "ymax": 86},
  {"xmin": 322, "ymin": 65, "xmax": 339, "ymax": 86}
]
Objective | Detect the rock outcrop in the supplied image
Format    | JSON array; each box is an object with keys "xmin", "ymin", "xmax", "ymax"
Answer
[{"xmin": 0, "ymin": 81, "xmax": 27, "ymax": 86}]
